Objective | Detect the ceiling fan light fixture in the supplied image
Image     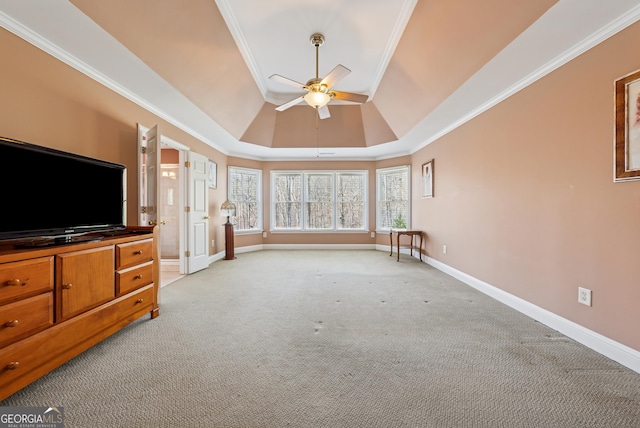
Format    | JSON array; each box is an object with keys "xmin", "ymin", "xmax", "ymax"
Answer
[
  {"xmin": 304, "ymin": 91, "xmax": 331, "ymax": 108},
  {"xmin": 270, "ymin": 33, "xmax": 366, "ymax": 118}
]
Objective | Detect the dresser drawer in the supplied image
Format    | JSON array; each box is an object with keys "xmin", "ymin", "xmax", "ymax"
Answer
[
  {"xmin": 0, "ymin": 293, "xmax": 53, "ymax": 348},
  {"xmin": 116, "ymin": 261, "xmax": 153, "ymax": 296},
  {"xmin": 116, "ymin": 239, "xmax": 153, "ymax": 269},
  {"xmin": 0, "ymin": 285, "xmax": 154, "ymax": 397},
  {"xmin": 0, "ymin": 257, "xmax": 54, "ymax": 305}
]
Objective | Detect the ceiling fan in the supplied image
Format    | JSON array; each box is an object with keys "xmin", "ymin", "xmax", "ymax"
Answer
[{"xmin": 269, "ymin": 33, "xmax": 369, "ymax": 119}]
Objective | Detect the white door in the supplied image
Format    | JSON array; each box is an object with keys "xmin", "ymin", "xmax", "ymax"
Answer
[
  {"xmin": 186, "ymin": 151, "xmax": 210, "ymax": 273},
  {"xmin": 138, "ymin": 124, "xmax": 160, "ymax": 227}
]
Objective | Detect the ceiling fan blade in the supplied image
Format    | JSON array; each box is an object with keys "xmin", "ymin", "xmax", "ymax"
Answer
[
  {"xmin": 320, "ymin": 65, "xmax": 351, "ymax": 88},
  {"xmin": 330, "ymin": 91, "xmax": 368, "ymax": 104},
  {"xmin": 269, "ymin": 74, "xmax": 306, "ymax": 89},
  {"xmin": 275, "ymin": 96, "xmax": 305, "ymax": 111},
  {"xmin": 317, "ymin": 105, "xmax": 331, "ymax": 120}
]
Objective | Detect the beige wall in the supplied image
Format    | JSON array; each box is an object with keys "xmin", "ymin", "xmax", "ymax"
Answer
[
  {"xmin": 411, "ymin": 21, "xmax": 640, "ymax": 352},
  {"xmin": 0, "ymin": 27, "xmax": 228, "ymax": 256}
]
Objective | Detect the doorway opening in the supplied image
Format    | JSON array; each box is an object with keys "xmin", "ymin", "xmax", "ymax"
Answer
[
  {"xmin": 139, "ymin": 124, "xmax": 210, "ymax": 287},
  {"xmin": 159, "ymin": 140, "xmax": 188, "ymax": 286}
]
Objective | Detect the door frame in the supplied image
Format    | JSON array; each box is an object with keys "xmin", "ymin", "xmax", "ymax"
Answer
[
  {"xmin": 139, "ymin": 125, "xmax": 190, "ymax": 275},
  {"xmin": 161, "ymin": 135, "xmax": 189, "ymax": 275}
]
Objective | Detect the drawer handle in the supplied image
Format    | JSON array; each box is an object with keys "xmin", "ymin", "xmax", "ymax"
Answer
[
  {"xmin": 4, "ymin": 320, "xmax": 18, "ymax": 328},
  {"xmin": 5, "ymin": 279, "xmax": 22, "ymax": 287},
  {"xmin": 134, "ymin": 274, "xmax": 143, "ymax": 280},
  {"xmin": 5, "ymin": 362, "xmax": 19, "ymax": 371},
  {"xmin": 136, "ymin": 299, "xmax": 144, "ymax": 304},
  {"xmin": 62, "ymin": 283, "xmax": 73, "ymax": 290},
  {"xmin": 134, "ymin": 250, "xmax": 143, "ymax": 255}
]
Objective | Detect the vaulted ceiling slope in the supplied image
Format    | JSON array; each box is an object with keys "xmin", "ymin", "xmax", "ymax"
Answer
[
  {"xmin": 1, "ymin": 1, "xmax": 640, "ymax": 160},
  {"xmin": 68, "ymin": 0, "xmax": 555, "ymax": 152}
]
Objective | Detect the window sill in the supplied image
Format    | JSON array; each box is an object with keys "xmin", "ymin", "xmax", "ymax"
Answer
[{"xmin": 234, "ymin": 229, "xmax": 264, "ymax": 236}]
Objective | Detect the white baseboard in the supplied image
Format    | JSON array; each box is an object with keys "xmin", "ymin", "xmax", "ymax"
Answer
[
  {"xmin": 160, "ymin": 259, "xmax": 180, "ymax": 272},
  {"xmin": 263, "ymin": 243, "xmax": 376, "ymax": 251},
  {"xmin": 236, "ymin": 244, "xmax": 265, "ymax": 253},
  {"xmin": 207, "ymin": 245, "xmax": 265, "ymax": 264},
  {"xmin": 424, "ymin": 255, "xmax": 640, "ymax": 374},
  {"xmin": 208, "ymin": 251, "xmax": 225, "ymax": 264},
  {"xmin": 209, "ymin": 244, "xmax": 376, "ymax": 263},
  {"xmin": 375, "ymin": 243, "xmax": 416, "ymax": 255},
  {"xmin": 207, "ymin": 244, "xmax": 376, "ymax": 265}
]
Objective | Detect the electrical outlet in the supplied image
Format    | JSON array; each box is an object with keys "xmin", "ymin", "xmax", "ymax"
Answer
[
  {"xmin": 370, "ymin": 232, "xmax": 375, "ymax": 238},
  {"xmin": 442, "ymin": 245, "xmax": 447, "ymax": 254},
  {"xmin": 211, "ymin": 239, "xmax": 215, "ymax": 248},
  {"xmin": 262, "ymin": 231, "xmax": 267, "ymax": 238},
  {"xmin": 578, "ymin": 287, "xmax": 592, "ymax": 306}
]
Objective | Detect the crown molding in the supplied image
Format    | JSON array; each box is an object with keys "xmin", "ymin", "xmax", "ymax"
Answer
[
  {"xmin": 0, "ymin": 5, "xmax": 232, "ymax": 156},
  {"xmin": 409, "ymin": 0, "xmax": 640, "ymax": 155},
  {"xmin": 368, "ymin": 0, "xmax": 418, "ymax": 101},
  {"xmin": 215, "ymin": 0, "xmax": 268, "ymax": 97}
]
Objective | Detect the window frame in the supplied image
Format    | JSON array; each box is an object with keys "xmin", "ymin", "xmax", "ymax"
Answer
[
  {"xmin": 227, "ymin": 166, "xmax": 262, "ymax": 234},
  {"xmin": 376, "ymin": 165, "xmax": 411, "ymax": 232},
  {"xmin": 270, "ymin": 170, "xmax": 368, "ymax": 232}
]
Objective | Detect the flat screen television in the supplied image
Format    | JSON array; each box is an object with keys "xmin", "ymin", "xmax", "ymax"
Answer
[{"xmin": 0, "ymin": 136, "xmax": 127, "ymax": 245}]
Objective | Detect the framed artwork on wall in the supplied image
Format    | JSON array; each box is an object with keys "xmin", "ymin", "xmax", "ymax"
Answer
[
  {"xmin": 614, "ymin": 69, "xmax": 640, "ymax": 181},
  {"xmin": 422, "ymin": 159, "xmax": 433, "ymax": 198},
  {"xmin": 208, "ymin": 160, "xmax": 217, "ymax": 189}
]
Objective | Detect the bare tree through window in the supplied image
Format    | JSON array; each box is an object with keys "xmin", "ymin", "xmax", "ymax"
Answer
[
  {"xmin": 274, "ymin": 173, "xmax": 301, "ymax": 229},
  {"xmin": 306, "ymin": 173, "xmax": 333, "ymax": 229},
  {"xmin": 271, "ymin": 171, "xmax": 367, "ymax": 231},
  {"xmin": 229, "ymin": 167, "xmax": 261, "ymax": 231},
  {"xmin": 377, "ymin": 166, "xmax": 410, "ymax": 230},
  {"xmin": 337, "ymin": 173, "xmax": 365, "ymax": 229}
]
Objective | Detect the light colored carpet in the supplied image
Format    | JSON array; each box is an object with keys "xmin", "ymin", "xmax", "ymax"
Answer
[{"xmin": 2, "ymin": 250, "xmax": 640, "ymax": 427}]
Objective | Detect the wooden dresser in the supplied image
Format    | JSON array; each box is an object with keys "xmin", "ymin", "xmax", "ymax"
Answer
[{"xmin": 0, "ymin": 226, "xmax": 159, "ymax": 400}]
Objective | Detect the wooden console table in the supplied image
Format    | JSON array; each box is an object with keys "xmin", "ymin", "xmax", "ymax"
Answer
[{"xmin": 389, "ymin": 229, "xmax": 423, "ymax": 262}]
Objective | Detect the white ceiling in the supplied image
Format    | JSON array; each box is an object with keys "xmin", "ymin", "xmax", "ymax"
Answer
[
  {"xmin": 215, "ymin": 0, "xmax": 416, "ymax": 105},
  {"xmin": 1, "ymin": 0, "xmax": 640, "ymax": 160}
]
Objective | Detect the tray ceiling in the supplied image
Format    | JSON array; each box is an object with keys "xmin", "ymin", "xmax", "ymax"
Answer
[{"xmin": 1, "ymin": 0, "xmax": 640, "ymax": 160}]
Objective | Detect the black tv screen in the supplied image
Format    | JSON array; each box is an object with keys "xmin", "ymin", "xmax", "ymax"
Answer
[{"xmin": 0, "ymin": 136, "xmax": 126, "ymax": 243}]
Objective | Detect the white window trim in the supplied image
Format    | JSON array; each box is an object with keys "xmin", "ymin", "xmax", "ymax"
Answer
[
  {"xmin": 270, "ymin": 170, "xmax": 368, "ymax": 232},
  {"xmin": 376, "ymin": 165, "xmax": 411, "ymax": 232},
  {"xmin": 228, "ymin": 166, "xmax": 262, "ymax": 234}
]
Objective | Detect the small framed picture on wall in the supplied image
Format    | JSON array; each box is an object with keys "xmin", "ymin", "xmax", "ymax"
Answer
[
  {"xmin": 615, "ymin": 69, "xmax": 640, "ymax": 181},
  {"xmin": 208, "ymin": 160, "xmax": 217, "ymax": 189},
  {"xmin": 422, "ymin": 159, "xmax": 433, "ymax": 198}
]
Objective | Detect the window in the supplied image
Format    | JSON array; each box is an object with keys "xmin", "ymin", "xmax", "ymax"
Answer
[
  {"xmin": 271, "ymin": 170, "xmax": 367, "ymax": 231},
  {"xmin": 228, "ymin": 166, "xmax": 262, "ymax": 232},
  {"xmin": 336, "ymin": 172, "xmax": 367, "ymax": 229},
  {"xmin": 305, "ymin": 173, "xmax": 333, "ymax": 229},
  {"xmin": 273, "ymin": 172, "xmax": 302, "ymax": 229},
  {"xmin": 376, "ymin": 166, "xmax": 410, "ymax": 231}
]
